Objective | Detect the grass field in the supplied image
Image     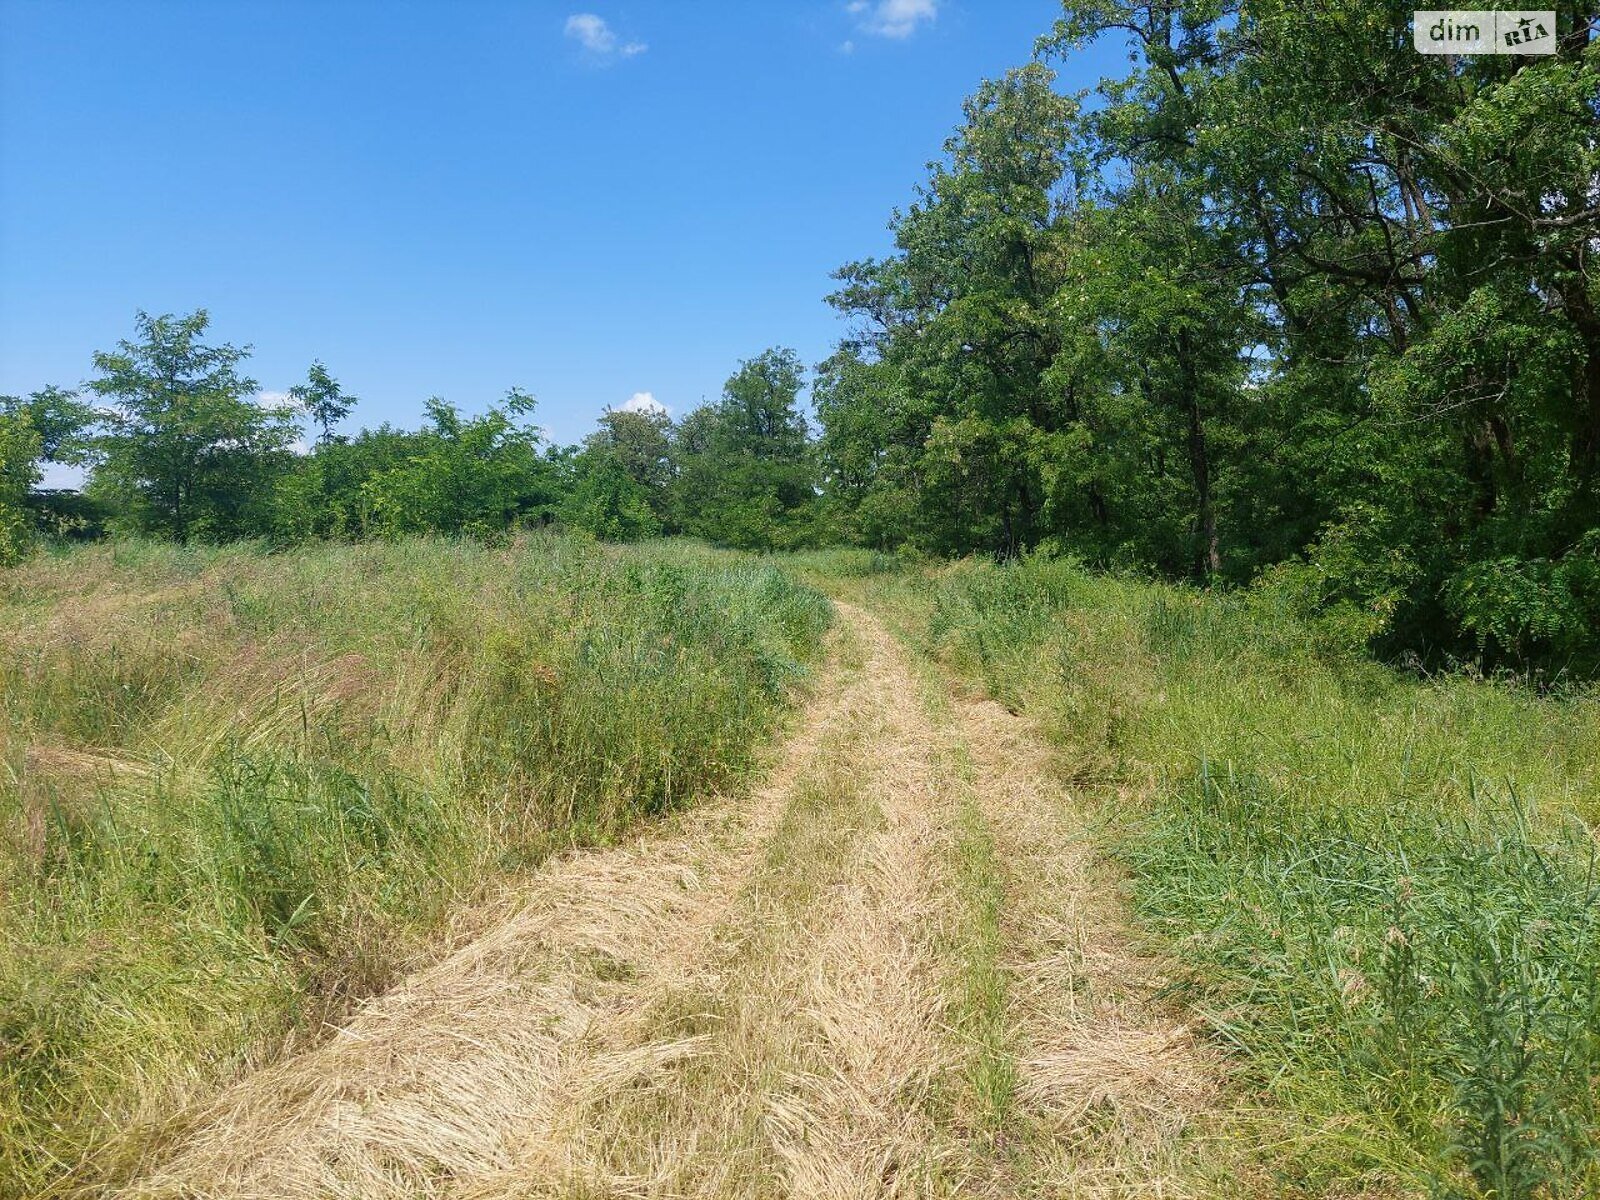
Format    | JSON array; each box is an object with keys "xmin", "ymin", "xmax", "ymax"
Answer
[
  {"xmin": 0, "ymin": 535, "xmax": 830, "ymax": 1196},
  {"xmin": 9, "ymin": 537, "xmax": 1599, "ymax": 1199},
  {"xmin": 810, "ymin": 549, "xmax": 1600, "ymax": 1197}
]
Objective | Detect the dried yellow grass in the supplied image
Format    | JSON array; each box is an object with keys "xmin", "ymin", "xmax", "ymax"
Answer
[
  {"xmin": 451, "ymin": 607, "xmax": 961, "ymax": 1198},
  {"xmin": 113, "ymin": 622, "xmax": 852, "ymax": 1200},
  {"xmin": 111, "ymin": 602, "xmax": 1221, "ymax": 1200},
  {"xmin": 949, "ymin": 689, "xmax": 1218, "ymax": 1195}
]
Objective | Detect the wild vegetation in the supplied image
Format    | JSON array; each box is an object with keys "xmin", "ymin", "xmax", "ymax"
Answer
[
  {"xmin": 6, "ymin": 5, "xmax": 1598, "ymax": 675},
  {"xmin": 820, "ymin": 0, "xmax": 1600, "ymax": 676},
  {"xmin": 1, "ymin": 2, "xmax": 1597, "ymax": 1196},
  {"xmin": 0, "ymin": 535, "xmax": 829, "ymax": 1195},
  {"xmin": 819, "ymin": 548, "xmax": 1599, "ymax": 1196},
  {"xmin": 0, "ymin": 320, "xmax": 822, "ymax": 561}
]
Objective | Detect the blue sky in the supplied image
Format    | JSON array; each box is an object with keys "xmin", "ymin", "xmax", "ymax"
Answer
[{"xmin": 1, "ymin": 0, "xmax": 1113, "ymax": 480}]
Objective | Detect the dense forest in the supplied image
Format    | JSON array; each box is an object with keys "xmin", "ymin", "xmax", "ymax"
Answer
[{"xmin": 4, "ymin": 0, "xmax": 1597, "ymax": 673}]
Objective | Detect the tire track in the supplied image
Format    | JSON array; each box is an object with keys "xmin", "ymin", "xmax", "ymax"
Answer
[{"xmin": 115, "ymin": 601, "xmax": 1218, "ymax": 1200}]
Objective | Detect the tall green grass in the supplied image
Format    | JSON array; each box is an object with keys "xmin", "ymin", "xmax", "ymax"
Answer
[
  {"xmin": 913, "ymin": 556, "xmax": 1600, "ymax": 1197},
  {"xmin": 0, "ymin": 534, "xmax": 830, "ymax": 1197}
]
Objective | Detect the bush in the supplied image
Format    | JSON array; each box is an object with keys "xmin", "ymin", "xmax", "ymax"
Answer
[{"xmin": 1443, "ymin": 536, "xmax": 1600, "ymax": 675}]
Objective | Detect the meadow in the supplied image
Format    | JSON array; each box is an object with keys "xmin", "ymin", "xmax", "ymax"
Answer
[
  {"xmin": 0, "ymin": 535, "xmax": 830, "ymax": 1196},
  {"xmin": 8, "ymin": 535, "xmax": 1600, "ymax": 1199},
  {"xmin": 821, "ymin": 550, "xmax": 1600, "ymax": 1197}
]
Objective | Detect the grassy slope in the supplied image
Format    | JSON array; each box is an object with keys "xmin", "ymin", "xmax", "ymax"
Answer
[
  {"xmin": 0, "ymin": 535, "xmax": 830, "ymax": 1197},
  {"xmin": 797, "ymin": 549, "xmax": 1600, "ymax": 1199}
]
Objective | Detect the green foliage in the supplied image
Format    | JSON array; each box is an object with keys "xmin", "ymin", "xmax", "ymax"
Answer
[
  {"xmin": 916, "ymin": 554, "xmax": 1600, "ymax": 1195},
  {"xmin": 0, "ymin": 388, "xmax": 98, "ymax": 562},
  {"xmin": 675, "ymin": 348, "xmax": 819, "ymax": 550},
  {"xmin": 0, "ymin": 313, "xmax": 830, "ymax": 560},
  {"xmin": 87, "ymin": 310, "xmax": 300, "ymax": 542},
  {"xmin": 0, "ymin": 413, "xmax": 42, "ymax": 567},
  {"xmin": 561, "ymin": 456, "xmax": 661, "ymax": 541},
  {"xmin": 816, "ymin": 1, "xmax": 1600, "ymax": 671},
  {"xmin": 1443, "ymin": 537, "xmax": 1600, "ymax": 669},
  {"xmin": 0, "ymin": 387, "xmax": 96, "ymax": 467},
  {"xmin": 561, "ymin": 407, "xmax": 674, "ymax": 541},
  {"xmin": 824, "ymin": 64, "xmax": 1080, "ymax": 559},
  {"xmin": 0, "ymin": 535, "xmax": 830, "ymax": 1193},
  {"xmin": 288, "ymin": 360, "xmax": 357, "ymax": 447},
  {"xmin": 359, "ymin": 395, "xmax": 558, "ymax": 537},
  {"xmin": 22, "ymin": 489, "xmax": 112, "ymax": 543}
]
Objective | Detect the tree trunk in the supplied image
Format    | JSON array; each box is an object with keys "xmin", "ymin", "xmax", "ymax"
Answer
[{"xmin": 1178, "ymin": 331, "xmax": 1220, "ymax": 580}]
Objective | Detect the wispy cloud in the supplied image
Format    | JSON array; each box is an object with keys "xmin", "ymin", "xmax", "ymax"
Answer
[
  {"xmin": 564, "ymin": 13, "xmax": 647, "ymax": 60},
  {"xmin": 847, "ymin": 0, "xmax": 938, "ymax": 39},
  {"xmin": 255, "ymin": 389, "xmax": 296, "ymax": 412},
  {"xmin": 619, "ymin": 391, "xmax": 668, "ymax": 415}
]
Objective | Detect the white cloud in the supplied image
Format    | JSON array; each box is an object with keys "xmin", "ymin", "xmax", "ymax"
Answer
[
  {"xmin": 851, "ymin": 0, "xmax": 937, "ymax": 39},
  {"xmin": 564, "ymin": 13, "xmax": 646, "ymax": 59},
  {"xmin": 619, "ymin": 391, "xmax": 668, "ymax": 416},
  {"xmin": 255, "ymin": 390, "xmax": 296, "ymax": 412}
]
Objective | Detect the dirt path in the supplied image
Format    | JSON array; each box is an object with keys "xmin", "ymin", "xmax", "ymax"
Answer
[{"xmin": 119, "ymin": 602, "xmax": 1214, "ymax": 1200}]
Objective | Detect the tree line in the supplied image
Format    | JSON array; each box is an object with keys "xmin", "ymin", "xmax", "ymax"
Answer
[
  {"xmin": 816, "ymin": 0, "xmax": 1598, "ymax": 672},
  {"xmin": 0, "ymin": 311, "xmax": 820, "ymax": 555},
  {"xmin": 3, "ymin": 0, "xmax": 1597, "ymax": 673}
]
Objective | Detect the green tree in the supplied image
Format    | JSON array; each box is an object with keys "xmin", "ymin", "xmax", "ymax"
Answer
[
  {"xmin": 0, "ymin": 411, "xmax": 42, "ymax": 566},
  {"xmin": 0, "ymin": 386, "xmax": 97, "ymax": 467},
  {"xmin": 0, "ymin": 387, "xmax": 103, "ymax": 544},
  {"xmin": 825, "ymin": 64, "xmax": 1082, "ymax": 558},
  {"xmin": 675, "ymin": 349, "xmax": 818, "ymax": 550},
  {"xmin": 289, "ymin": 360, "xmax": 357, "ymax": 447},
  {"xmin": 819, "ymin": 0, "xmax": 1598, "ymax": 666},
  {"xmin": 269, "ymin": 423, "xmax": 422, "ymax": 542},
  {"xmin": 812, "ymin": 348, "xmax": 929, "ymax": 549},
  {"xmin": 561, "ymin": 456, "xmax": 661, "ymax": 541},
  {"xmin": 561, "ymin": 405, "xmax": 675, "ymax": 540},
  {"xmin": 361, "ymin": 392, "xmax": 557, "ymax": 537},
  {"xmin": 87, "ymin": 311, "xmax": 299, "ymax": 541}
]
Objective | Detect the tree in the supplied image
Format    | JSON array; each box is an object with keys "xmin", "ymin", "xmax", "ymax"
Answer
[
  {"xmin": 561, "ymin": 455, "xmax": 662, "ymax": 541},
  {"xmin": 0, "ymin": 386, "xmax": 97, "ymax": 467},
  {"xmin": 360, "ymin": 392, "xmax": 557, "ymax": 537},
  {"xmin": 289, "ymin": 361, "xmax": 357, "ymax": 446},
  {"xmin": 0, "ymin": 410, "xmax": 42, "ymax": 565},
  {"xmin": 675, "ymin": 349, "xmax": 818, "ymax": 550},
  {"xmin": 87, "ymin": 311, "xmax": 299, "ymax": 541},
  {"xmin": 0, "ymin": 387, "xmax": 102, "ymax": 545},
  {"xmin": 816, "ymin": 0, "xmax": 1599, "ymax": 666},
  {"xmin": 561, "ymin": 406, "xmax": 675, "ymax": 540},
  {"xmin": 813, "ymin": 348, "xmax": 929, "ymax": 549},
  {"xmin": 824, "ymin": 64, "xmax": 1082, "ymax": 558}
]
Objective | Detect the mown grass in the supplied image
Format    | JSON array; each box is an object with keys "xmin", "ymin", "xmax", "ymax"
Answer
[
  {"xmin": 804, "ymin": 549, "xmax": 1600, "ymax": 1199},
  {"xmin": 945, "ymin": 747, "xmax": 1016, "ymax": 1142},
  {"xmin": 0, "ymin": 534, "xmax": 830, "ymax": 1197}
]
